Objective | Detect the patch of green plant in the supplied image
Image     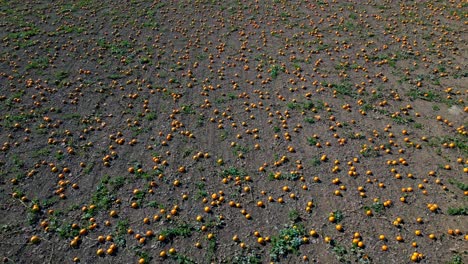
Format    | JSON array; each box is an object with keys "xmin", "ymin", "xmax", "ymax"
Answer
[
  {"xmin": 130, "ymin": 126, "xmax": 151, "ymax": 137},
  {"xmin": 447, "ymin": 254, "xmax": 463, "ymax": 264},
  {"xmin": 91, "ymin": 182, "xmax": 114, "ymax": 210},
  {"xmin": 133, "ymin": 190, "xmax": 146, "ymax": 204},
  {"xmin": 205, "ymin": 217, "xmax": 225, "ymax": 229},
  {"xmin": 7, "ymin": 27, "xmax": 40, "ymax": 40},
  {"xmin": 447, "ymin": 179, "xmax": 468, "ymax": 191},
  {"xmin": 181, "ymin": 104, "xmax": 195, "ymax": 114},
  {"xmin": 11, "ymin": 188, "xmax": 25, "ymax": 199},
  {"xmin": 292, "ymin": 62, "xmax": 301, "ymax": 70},
  {"xmin": 221, "ymin": 167, "xmax": 246, "ymax": 177},
  {"xmin": 334, "ymin": 21, "xmax": 356, "ymax": 31},
  {"xmin": 314, "ymin": 100, "xmax": 325, "ymax": 110},
  {"xmin": 414, "ymin": 123, "xmax": 423, "ymax": 129},
  {"xmin": 26, "ymin": 57, "xmax": 49, "ymax": 70},
  {"xmin": 310, "ymin": 157, "xmax": 321, "ymax": 167},
  {"xmin": 304, "ymin": 117, "xmax": 315, "ymax": 124},
  {"xmin": 55, "ymin": 152, "xmax": 64, "ymax": 160},
  {"xmin": 196, "ymin": 53, "xmax": 208, "ymax": 61},
  {"xmin": 140, "ymin": 57, "xmax": 150, "ymax": 64},
  {"xmin": 146, "ymin": 200, "xmax": 163, "ymax": 208},
  {"xmin": 56, "ymin": 223, "xmax": 79, "ymax": 238},
  {"xmin": 397, "ymin": 75, "xmax": 411, "ymax": 84},
  {"xmin": 232, "ymin": 144, "xmax": 250, "ymax": 156},
  {"xmin": 268, "ymin": 172, "xmax": 276, "ymax": 181},
  {"xmin": 215, "ymin": 97, "xmax": 226, "ymax": 104},
  {"xmin": 360, "ymin": 103, "xmax": 374, "ymax": 112},
  {"xmin": 392, "ymin": 115, "xmax": 413, "ymax": 124},
  {"xmin": 268, "ymin": 172, "xmax": 298, "ymax": 181},
  {"xmin": 407, "ymin": 88, "xmax": 441, "ymax": 102},
  {"xmin": 307, "ymin": 137, "xmax": 317, "ymax": 146},
  {"xmin": 196, "ymin": 115, "xmax": 205, "ymax": 127},
  {"xmin": 364, "ymin": 201, "xmax": 385, "ymax": 214},
  {"xmin": 331, "ymin": 81, "xmax": 355, "ymax": 98},
  {"xmin": 350, "ymin": 244, "xmax": 371, "ymax": 263},
  {"xmin": 115, "ymin": 220, "xmax": 129, "ymax": 235},
  {"xmin": 219, "ymin": 130, "xmax": 228, "ymax": 141},
  {"xmin": 134, "ymin": 168, "xmax": 155, "ymax": 181},
  {"xmin": 431, "ymin": 77, "xmax": 441, "ymax": 85},
  {"xmin": 134, "ymin": 250, "xmax": 152, "ymax": 264},
  {"xmin": 288, "ymin": 210, "xmax": 301, "ymax": 223},
  {"xmin": 62, "ymin": 113, "xmax": 81, "ymax": 120},
  {"xmin": 332, "ymin": 210, "xmax": 344, "ymax": 223},
  {"xmin": 83, "ymin": 162, "xmax": 94, "ymax": 174},
  {"xmin": 370, "ymin": 53, "xmax": 391, "ymax": 62},
  {"xmin": 206, "ymin": 235, "xmax": 217, "ymax": 262},
  {"xmin": 170, "ymin": 63, "xmax": 185, "ymax": 71},
  {"xmin": 360, "ymin": 147, "xmax": 379, "ymax": 158},
  {"xmin": 280, "ymin": 11, "xmax": 291, "ymax": 18},
  {"xmin": 428, "ymin": 136, "xmax": 468, "ymax": 154},
  {"xmin": 346, "ymin": 132, "xmax": 365, "ymax": 140},
  {"xmin": 154, "ymin": 2, "xmax": 166, "ymax": 9},
  {"xmin": 447, "ymin": 207, "xmax": 467, "ymax": 215},
  {"xmin": 284, "ymin": 172, "xmax": 299, "ymax": 181},
  {"xmin": 330, "ymin": 242, "xmax": 370, "ymax": 263},
  {"xmin": 195, "ymin": 182, "xmax": 207, "ymax": 200},
  {"xmin": 0, "ymin": 224, "xmax": 20, "ymax": 234},
  {"xmin": 287, "ymin": 102, "xmax": 299, "ymax": 110},
  {"xmin": 270, "ymin": 64, "xmax": 285, "ymax": 79},
  {"xmin": 11, "ymin": 154, "xmax": 24, "ymax": 168},
  {"xmin": 270, "ymin": 224, "xmax": 306, "ymax": 261},
  {"xmin": 108, "ymin": 74, "xmax": 125, "ymax": 80},
  {"xmin": 231, "ymin": 250, "xmax": 262, "ymax": 264},
  {"xmin": 172, "ymin": 254, "xmax": 197, "ymax": 264},
  {"xmin": 109, "ymin": 176, "xmax": 126, "ymax": 191},
  {"xmin": 316, "ymin": 43, "xmax": 330, "ymax": 51},
  {"xmin": 196, "ymin": 182, "xmax": 206, "ymax": 190},
  {"xmin": 2, "ymin": 112, "xmax": 32, "ymax": 126},
  {"xmin": 225, "ymin": 93, "xmax": 236, "ymax": 100},
  {"xmin": 182, "ymin": 148, "xmax": 193, "ymax": 158},
  {"xmin": 98, "ymin": 39, "xmax": 133, "ymax": 55},
  {"xmin": 300, "ymin": 101, "xmax": 314, "ymax": 110},
  {"xmin": 334, "ymin": 62, "xmax": 349, "ymax": 71},
  {"xmin": 331, "ymin": 242, "xmax": 348, "ymax": 262},
  {"xmin": 442, "ymin": 136, "xmax": 468, "ymax": 154},
  {"xmin": 58, "ymin": 25, "xmax": 85, "ymax": 34},
  {"xmin": 66, "ymin": 204, "xmax": 80, "ymax": 213},
  {"xmin": 160, "ymin": 223, "xmax": 193, "ymax": 239},
  {"xmin": 113, "ymin": 220, "xmax": 128, "ymax": 247},
  {"xmin": 145, "ymin": 112, "xmax": 157, "ymax": 121},
  {"xmin": 27, "ymin": 211, "xmax": 40, "ymax": 226},
  {"xmin": 453, "ymin": 72, "xmax": 468, "ymax": 79},
  {"xmin": 41, "ymin": 196, "xmax": 59, "ymax": 208},
  {"xmin": 273, "ymin": 126, "xmax": 281, "ymax": 133},
  {"xmin": 371, "ymin": 201, "xmax": 385, "ymax": 213}
]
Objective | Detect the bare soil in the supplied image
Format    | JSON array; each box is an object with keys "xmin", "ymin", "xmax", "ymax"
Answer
[{"xmin": 0, "ymin": 0, "xmax": 467, "ymax": 263}]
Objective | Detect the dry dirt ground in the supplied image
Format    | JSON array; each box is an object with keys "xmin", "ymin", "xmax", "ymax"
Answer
[{"xmin": 0, "ymin": 0, "xmax": 467, "ymax": 263}]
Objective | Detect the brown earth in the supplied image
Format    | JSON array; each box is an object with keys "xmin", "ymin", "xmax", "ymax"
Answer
[{"xmin": 0, "ymin": 0, "xmax": 467, "ymax": 263}]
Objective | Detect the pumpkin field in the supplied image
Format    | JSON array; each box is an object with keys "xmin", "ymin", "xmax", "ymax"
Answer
[{"xmin": 0, "ymin": 0, "xmax": 467, "ymax": 263}]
